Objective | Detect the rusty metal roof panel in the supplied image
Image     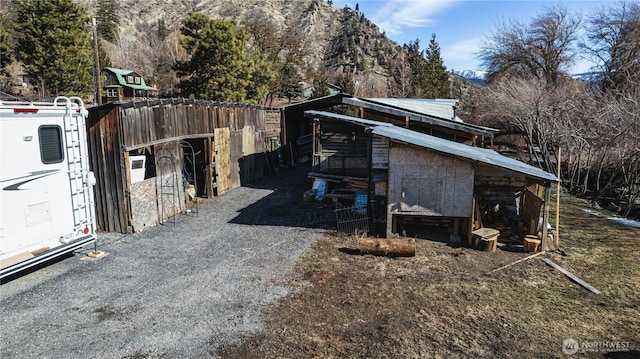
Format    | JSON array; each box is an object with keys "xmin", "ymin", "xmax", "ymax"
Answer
[
  {"xmin": 372, "ymin": 125, "xmax": 558, "ymax": 182},
  {"xmin": 364, "ymin": 98, "xmax": 458, "ymax": 120},
  {"xmin": 342, "ymin": 97, "xmax": 499, "ymax": 137}
]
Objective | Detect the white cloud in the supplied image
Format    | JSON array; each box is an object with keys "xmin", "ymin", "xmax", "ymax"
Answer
[
  {"xmin": 442, "ymin": 37, "xmax": 483, "ymax": 61},
  {"xmin": 441, "ymin": 37, "xmax": 484, "ymax": 70},
  {"xmin": 369, "ymin": 0, "xmax": 457, "ymax": 36}
]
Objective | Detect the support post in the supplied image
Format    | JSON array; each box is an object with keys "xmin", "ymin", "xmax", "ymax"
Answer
[
  {"xmin": 541, "ymin": 182, "xmax": 551, "ymax": 252},
  {"xmin": 91, "ymin": 18, "xmax": 102, "ymax": 105},
  {"xmin": 205, "ymin": 137, "xmax": 213, "ymax": 198},
  {"xmin": 555, "ymin": 147, "xmax": 561, "ymax": 247}
]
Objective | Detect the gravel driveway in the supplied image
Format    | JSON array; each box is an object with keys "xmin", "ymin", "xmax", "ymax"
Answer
[{"xmin": 1, "ymin": 167, "xmax": 333, "ymax": 358}]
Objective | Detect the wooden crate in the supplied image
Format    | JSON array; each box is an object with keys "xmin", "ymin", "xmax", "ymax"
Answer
[
  {"xmin": 471, "ymin": 228, "xmax": 499, "ymax": 252},
  {"xmin": 524, "ymin": 235, "xmax": 541, "ymax": 253}
]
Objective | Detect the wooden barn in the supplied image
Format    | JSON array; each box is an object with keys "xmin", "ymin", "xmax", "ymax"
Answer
[
  {"xmin": 280, "ymin": 94, "xmax": 499, "ymax": 164},
  {"xmin": 306, "ymin": 111, "xmax": 559, "ymax": 250},
  {"xmin": 87, "ymin": 98, "xmax": 280, "ymax": 233}
]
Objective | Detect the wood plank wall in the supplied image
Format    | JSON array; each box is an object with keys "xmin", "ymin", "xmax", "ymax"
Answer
[
  {"xmin": 87, "ymin": 99, "xmax": 280, "ymax": 233},
  {"xmin": 313, "ymin": 120, "xmax": 369, "ymax": 177},
  {"xmin": 474, "ymin": 163, "xmax": 527, "ymax": 217},
  {"xmin": 87, "ymin": 104, "xmax": 132, "ymax": 233},
  {"xmin": 387, "ymin": 144, "xmax": 474, "ymax": 218}
]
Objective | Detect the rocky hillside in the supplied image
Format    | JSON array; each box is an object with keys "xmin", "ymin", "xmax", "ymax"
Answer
[
  {"xmin": 1, "ymin": 0, "xmax": 480, "ymax": 101},
  {"xmin": 72, "ymin": 0, "xmax": 403, "ymax": 97}
]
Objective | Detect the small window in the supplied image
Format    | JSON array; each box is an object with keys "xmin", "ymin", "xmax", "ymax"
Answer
[
  {"xmin": 135, "ymin": 77, "xmax": 141, "ymax": 84},
  {"xmin": 131, "ymin": 159, "xmax": 144, "ymax": 169},
  {"xmin": 127, "ymin": 75, "xmax": 133, "ymax": 83},
  {"xmin": 107, "ymin": 88, "xmax": 118, "ymax": 97},
  {"xmin": 39, "ymin": 126, "xmax": 64, "ymax": 164}
]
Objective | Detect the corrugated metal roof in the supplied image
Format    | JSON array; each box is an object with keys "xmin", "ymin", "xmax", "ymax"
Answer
[
  {"xmin": 305, "ymin": 110, "xmax": 393, "ymax": 128},
  {"xmin": 342, "ymin": 97, "xmax": 499, "ymax": 137},
  {"xmin": 305, "ymin": 110, "xmax": 558, "ymax": 182},
  {"xmin": 364, "ymin": 98, "xmax": 458, "ymax": 120},
  {"xmin": 372, "ymin": 125, "xmax": 558, "ymax": 182}
]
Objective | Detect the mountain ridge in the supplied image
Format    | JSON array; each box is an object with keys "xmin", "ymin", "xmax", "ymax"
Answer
[{"xmin": 73, "ymin": 0, "xmax": 406, "ymax": 97}]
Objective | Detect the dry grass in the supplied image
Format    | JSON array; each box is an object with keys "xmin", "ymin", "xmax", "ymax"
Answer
[{"xmin": 219, "ymin": 192, "xmax": 640, "ymax": 358}]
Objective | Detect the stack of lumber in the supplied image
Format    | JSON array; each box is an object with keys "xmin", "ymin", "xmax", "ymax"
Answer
[{"xmin": 308, "ymin": 172, "xmax": 368, "ymax": 191}]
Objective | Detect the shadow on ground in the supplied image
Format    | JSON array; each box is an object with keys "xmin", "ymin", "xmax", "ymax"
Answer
[{"xmin": 228, "ymin": 164, "xmax": 336, "ymax": 229}]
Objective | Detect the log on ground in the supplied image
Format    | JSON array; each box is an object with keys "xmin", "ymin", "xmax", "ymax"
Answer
[{"xmin": 358, "ymin": 238, "xmax": 416, "ymax": 257}]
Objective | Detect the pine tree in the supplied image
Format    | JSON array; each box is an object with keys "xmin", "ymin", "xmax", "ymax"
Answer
[
  {"xmin": 157, "ymin": 18, "xmax": 168, "ymax": 40},
  {"xmin": 279, "ymin": 64, "xmax": 303, "ymax": 103},
  {"xmin": 311, "ymin": 72, "xmax": 330, "ymax": 98},
  {"xmin": 246, "ymin": 51, "xmax": 276, "ymax": 104},
  {"xmin": 14, "ymin": 0, "xmax": 93, "ymax": 97},
  {"xmin": 0, "ymin": 14, "xmax": 14, "ymax": 76},
  {"xmin": 404, "ymin": 39, "xmax": 428, "ymax": 97},
  {"xmin": 96, "ymin": 0, "xmax": 118, "ymax": 42},
  {"xmin": 336, "ymin": 73, "xmax": 355, "ymax": 95},
  {"xmin": 175, "ymin": 14, "xmax": 258, "ymax": 102},
  {"xmin": 424, "ymin": 34, "xmax": 450, "ymax": 98}
]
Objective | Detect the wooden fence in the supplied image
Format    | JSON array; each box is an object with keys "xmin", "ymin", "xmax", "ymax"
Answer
[{"xmin": 87, "ymin": 98, "xmax": 281, "ymax": 233}]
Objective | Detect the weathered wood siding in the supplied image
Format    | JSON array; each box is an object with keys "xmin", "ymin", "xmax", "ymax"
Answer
[
  {"xmin": 87, "ymin": 104, "xmax": 132, "ymax": 233},
  {"xmin": 312, "ymin": 120, "xmax": 369, "ymax": 178},
  {"xmin": 110, "ymin": 99, "xmax": 275, "ymax": 151},
  {"xmin": 371, "ymin": 137, "xmax": 389, "ymax": 169},
  {"xmin": 87, "ymin": 99, "xmax": 279, "ymax": 233},
  {"xmin": 387, "ymin": 143, "xmax": 474, "ymax": 218},
  {"xmin": 214, "ymin": 128, "xmax": 232, "ymax": 195},
  {"xmin": 474, "ymin": 163, "xmax": 527, "ymax": 217}
]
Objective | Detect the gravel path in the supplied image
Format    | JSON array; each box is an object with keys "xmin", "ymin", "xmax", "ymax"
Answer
[{"xmin": 1, "ymin": 167, "xmax": 333, "ymax": 358}]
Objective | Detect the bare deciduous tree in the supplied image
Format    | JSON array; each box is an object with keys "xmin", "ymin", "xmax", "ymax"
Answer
[
  {"xmin": 581, "ymin": 1, "xmax": 640, "ymax": 92},
  {"xmin": 478, "ymin": 77, "xmax": 579, "ymax": 175},
  {"xmin": 479, "ymin": 6, "xmax": 580, "ymax": 85},
  {"xmin": 240, "ymin": 8, "xmax": 309, "ymax": 105}
]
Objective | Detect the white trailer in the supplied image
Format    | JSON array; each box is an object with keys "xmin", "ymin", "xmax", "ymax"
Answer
[{"xmin": 0, "ymin": 96, "xmax": 97, "ymax": 281}]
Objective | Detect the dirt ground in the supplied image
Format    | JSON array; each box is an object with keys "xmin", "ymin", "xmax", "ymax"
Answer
[
  {"xmin": 0, "ymin": 166, "xmax": 334, "ymax": 358},
  {"xmin": 218, "ymin": 193, "xmax": 640, "ymax": 358}
]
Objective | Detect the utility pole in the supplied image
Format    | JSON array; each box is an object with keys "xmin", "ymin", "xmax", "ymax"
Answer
[{"xmin": 92, "ymin": 18, "xmax": 102, "ymax": 105}]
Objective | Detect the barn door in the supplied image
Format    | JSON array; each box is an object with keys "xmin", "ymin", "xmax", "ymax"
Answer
[{"xmin": 214, "ymin": 128, "xmax": 231, "ymax": 195}]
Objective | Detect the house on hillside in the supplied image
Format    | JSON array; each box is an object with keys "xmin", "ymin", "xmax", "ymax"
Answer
[
  {"xmin": 102, "ymin": 67, "xmax": 158, "ymax": 103},
  {"xmin": 302, "ymin": 82, "xmax": 342, "ymax": 98}
]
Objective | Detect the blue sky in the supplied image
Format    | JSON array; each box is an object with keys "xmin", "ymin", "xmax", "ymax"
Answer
[{"xmin": 332, "ymin": 0, "xmax": 610, "ymax": 74}]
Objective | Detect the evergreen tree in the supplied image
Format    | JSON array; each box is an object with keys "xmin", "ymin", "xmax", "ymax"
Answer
[
  {"xmin": 404, "ymin": 39, "xmax": 429, "ymax": 97},
  {"xmin": 279, "ymin": 64, "xmax": 303, "ymax": 102},
  {"xmin": 14, "ymin": 0, "xmax": 93, "ymax": 97},
  {"xmin": 157, "ymin": 18, "xmax": 168, "ymax": 40},
  {"xmin": 175, "ymin": 13, "xmax": 258, "ymax": 102},
  {"xmin": 96, "ymin": 0, "xmax": 118, "ymax": 42},
  {"xmin": 311, "ymin": 73, "xmax": 330, "ymax": 98},
  {"xmin": 336, "ymin": 72, "xmax": 355, "ymax": 95},
  {"xmin": 424, "ymin": 34, "xmax": 450, "ymax": 98},
  {"xmin": 246, "ymin": 51, "xmax": 276, "ymax": 104},
  {"xmin": 0, "ymin": 14, "xmax": 14, "ymax": 76}
]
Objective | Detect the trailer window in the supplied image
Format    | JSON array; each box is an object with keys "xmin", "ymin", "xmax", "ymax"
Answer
[{"xmin": 39, "ymin": 126, "xmax": 64, "ymax": 164}]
